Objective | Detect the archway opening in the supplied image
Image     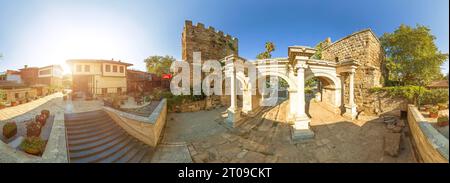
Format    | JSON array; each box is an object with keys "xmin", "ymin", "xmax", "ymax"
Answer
[{"xmin": 304, "ymin": 75, "xmax": 341, "ymax": 116}]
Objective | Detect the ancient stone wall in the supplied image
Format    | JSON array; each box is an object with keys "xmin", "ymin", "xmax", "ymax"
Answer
[
  {"xmin": 182, "ymin": 20, "xmax": 238, "ymax": 62},
  {"xmin": 362, "ymin": 91, "xmax": 408, "ymax": 116},
  {"xmin": 322, "ymin": 29, "xmax": 385, "ymax": 110}
]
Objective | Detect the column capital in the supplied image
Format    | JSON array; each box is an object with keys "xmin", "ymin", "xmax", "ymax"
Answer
[{"xmin": 295, "ymin": 61, "xmax": 309, "ymax": 69}]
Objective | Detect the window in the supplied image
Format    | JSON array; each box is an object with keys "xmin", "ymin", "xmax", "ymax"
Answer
[
  {"xmin": 113, "ymin": 65, "xmax": 118, "ymax": 72},
  {"xmin": 102, "ymin": 88, "xmax": 107, "ymax": 95},
  {"xmin": 85, "ymin": 65, "xmax": 90, "ymax": 72},
  {"xmin": 119, "ymin": 66, "xmax": 124, "ymax": 73},
  {"xmin": 76, "ymin": 65, "xmax": 82, "ymax": 72},
  {"xmin": 105, "ymin": 65, "xmax": 111, "ymax": 72},
  {"xmin": 39, "ymin": 69, "xmax": 51, "ymax": 75},
  {"xmin": 14, "ymin": 93, "xmax": 19, "ymax": 99}
]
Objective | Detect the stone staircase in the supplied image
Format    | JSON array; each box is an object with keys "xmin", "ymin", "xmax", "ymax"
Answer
[{"xmin": 64, "ymin": 110, "xmax": 154, "ymax": 163}]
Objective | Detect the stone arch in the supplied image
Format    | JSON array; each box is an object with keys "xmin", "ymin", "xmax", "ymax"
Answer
[
  {"xmin": 256, "ymin": 71, "xmax": 297, "ymax": 90},
  {"xmin": 305, "ymin": 71, "xmax": 342, "ymax": 111}
]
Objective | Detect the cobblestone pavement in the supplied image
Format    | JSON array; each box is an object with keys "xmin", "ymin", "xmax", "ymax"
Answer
[{"xmin": 164, "ymin": 101, "xmax": 417, "ymax": 163}]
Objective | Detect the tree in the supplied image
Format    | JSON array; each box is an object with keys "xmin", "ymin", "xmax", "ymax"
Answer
[
  {"xmin": 256, "ymin": 42, "xmax": 275, "ymax": 59},
  {"xmin": 256, "ymin": 42, "xmax": 288, "ymax": 88},
  {"xmin": 0, "ymin": 90, "xmax": 6, "ymax": 103},
  {"xmin": 380, "ymin": 24, "xmax": 448, "ymax": 86},
  {"xmin": 144, "ymin": 55, "xmax": 176, "ymax": 76},
  {"xmin": 311, "ymin": 40, "xmax": 327, "ymax": 59}
]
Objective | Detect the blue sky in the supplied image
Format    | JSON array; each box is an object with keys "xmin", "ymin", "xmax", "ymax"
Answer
[{"xmin": 0, "ymin": 0, "xmax": 448, "ymax": 74}]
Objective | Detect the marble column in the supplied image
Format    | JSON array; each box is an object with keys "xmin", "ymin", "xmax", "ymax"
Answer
[
  {"xmin": 291, "ymin": 62, "xmax": 314, "ymax": 141},
  {"xmin": 226, "ymin": 63, "xmax": 240, "ymax": 126},
  {"xmin": 344, "ymin": 71, "xmax": 357, "ymax": 119}
]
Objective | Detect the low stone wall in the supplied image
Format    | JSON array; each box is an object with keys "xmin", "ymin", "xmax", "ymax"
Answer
[
  {"xmin": 169, "ymin": 96, "xmax": 223, "ymax": 113},
  {"xmin": 407, "ymin": 104, "xmax": 448, "ymax": 163},
  {"xmin": 0, "ymin": 111, "xmax": 68, "ymax": 163},
  {"xmin": 360, "ymin": 92, "xmax": 408, "ymax": 116},
  {"xmin": 103, "ymin": 99, "xmax": 167, "ymax": 147}
]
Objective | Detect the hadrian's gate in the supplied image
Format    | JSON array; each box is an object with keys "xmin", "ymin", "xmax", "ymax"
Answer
[{"xmin": 223, "ymin": 46, "xmax": 360, "ymax": 141}]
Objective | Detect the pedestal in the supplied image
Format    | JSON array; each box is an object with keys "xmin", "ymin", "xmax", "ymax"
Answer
[
  {"xmin": 291, "ymin": 116, "xmax": 315, "ymax": 141},
  {"xmin": 226, "ymin": 108, "xmax": 241, "ymax": 127},
  {"xmin": 344, "ymin": 104, "xmax": 357, "ymax": 120}
]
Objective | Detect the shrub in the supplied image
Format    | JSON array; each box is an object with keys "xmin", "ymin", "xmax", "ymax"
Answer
[
  {"xmin": 370, "ymin": 86, "xmax": 432, "ymax": 104},
  {"xmin": 26, "ymin": 121, "xmax": 41, "ymax": 137},
  {"xmin": 420, "ymin": 89, "xmax": 449, "ymax": 105},
  {"xmin": 437, "ymin": 116, "xmax": 449, "ymax": 127},
  {"xmin": 3, "ymin": 121, "xmax": 17, "ymax": 139},
  {"xmin": 35, "ymin": 114, "xmax": 47, "ymax": 126},
  {"xmin": 437, "ymin": 103, "xmax": 448, "ymax": 110},
  {"xmin": 41, "ymin": 109, "xmax": 50, "ymax": 119},
  {"xmin": 20, "ymin": 136, "xmax": 46, "ymax": 156},
  {"xmin": 437, "ymin": 116, "xmax": 449, "ymax": 123}
]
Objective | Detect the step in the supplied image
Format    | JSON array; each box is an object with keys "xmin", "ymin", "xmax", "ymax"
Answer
[
  {"xmin": 98, "ymin": 140, "xmax": 141, "ymax": 163},
  {"xmin": 69, "ymin": 130, "xmax": 127, "ymax": 152},
  {"xmin": 65, "ymin": 110, "xmax": 108, "ymax": 120},
  {"xmin": 114, "ymin": 142, "xmax": 146, "ymax": 163},
  {"xmin": 70, "ymin": 135, "xmax": 132, "ymax": 161},
  {"xmin": 66, "ymin": 118, "xmax": 112, "ymax": 131},
  {"xmin": 139, "ymin": 149, "xmax": 155, "ymax": 163},
  {"xmin": 65, "ymin": 115, "xmax": 111, "ymax": 124},
  {"xmin": 68, "ymin": 126, "xmax": 123, "ymax": 146},
  {"xmin": 67, "ymin": 121, "xmax": 113, "ymax": 136},
  {"xmin": 71, "ymin": 136, "xmax": 134, "ymax": 163},
  {"xmin": 67, "ymin": 124, "xmax": 118, "ymax": 141},
  {"xmin": 65, "ymin": 115, "xmax": 111, "ymax": 125},
  {"xmin": 127, "ymin": 145, "xmax": 151, "ymax": 163}
]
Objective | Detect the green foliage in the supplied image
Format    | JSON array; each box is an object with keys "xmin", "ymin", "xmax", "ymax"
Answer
[
  {"xmin": 370, "ymin": 86, "xmax": 428, "ymax": 103},
  {"xmin": 20, "ymin": 136, "xmax": 46, "ymax": 155},
  {"xmin": 227, "ymin": 39, "xmax": 236, "ymax": 51},
  {"xmin": 0, "ymin": 90, "xmax": 6, "ymax": 102},
  {"xmin": 429, "ymin": 106, "xmax": 439, "ymax": 114},
  {"xmin": 48, "ymin": 84, "xmax": 62, "ymax": 93},
  {"xmin": 256, "ymin": 42, "xmax": 275, "ymax": 59},
  {"xmin": 144, "ymin": 55, "xmax": 175, "ymax": 76},
  {"xmin": 159, "ymin": 88, "xmax": 206, "ymax": 108},
  {"xmin": 370, "ymin": 86, "xmax": 449, "ymax": 105},
  {"xmin": 438, "ymin": 116, "xmax": 449, "ymax": 123},
  {"xmin": 3, "ymin": 121, "xmax": 17, "ymax": 138},
  {"xmin": 311, "ymin": 41, "xmax": 327, "ymax": 59},
  {"xmin": 305, "ymin": 78, "xmax": 318, "ymax": 88},
  {"xmin": 380, "ymin": 24, "xmax": 448, "ymax": 86},
  {"xmin": 420, "ymin": 89, "xmax": 449, "ymax": 105}
]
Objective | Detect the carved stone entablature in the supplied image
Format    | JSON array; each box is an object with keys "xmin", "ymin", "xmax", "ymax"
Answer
[{"xmin": 337, "ymin": 59, "xmax": 360, "ymax": 73}]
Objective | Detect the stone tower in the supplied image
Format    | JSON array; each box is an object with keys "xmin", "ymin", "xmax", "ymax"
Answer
[
  {"xmin": 321, "ymin": 29, "xmax": 385, "ymax": 111},
  {"xmin": 182, "ymin": 20, "xmax": 238, "ymax": 62}
]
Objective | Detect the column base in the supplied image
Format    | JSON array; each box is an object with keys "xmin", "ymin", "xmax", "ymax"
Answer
[
  {"xmin": 226, "ymin": 107, "xmax": 241, "ymax": 127},
  {"xmin": 291, "ymin": 116, "xmax": 315, "ymax": 141},
  {"xmin": 344, "ymin": 104, "xmax": 357, "ymax": 120},
  {"xmin": 242, "ymin": 109, "xmax": 255, "ymax": 117}
]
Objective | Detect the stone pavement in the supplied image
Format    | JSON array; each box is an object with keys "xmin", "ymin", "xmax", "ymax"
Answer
[
  {"xmin": 163, "ymin": 101, "xmax": 417, "ymax": 163},
  {"xmin": 0, "ymin": 93, "xmax": 63, "ymax": 121}
]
